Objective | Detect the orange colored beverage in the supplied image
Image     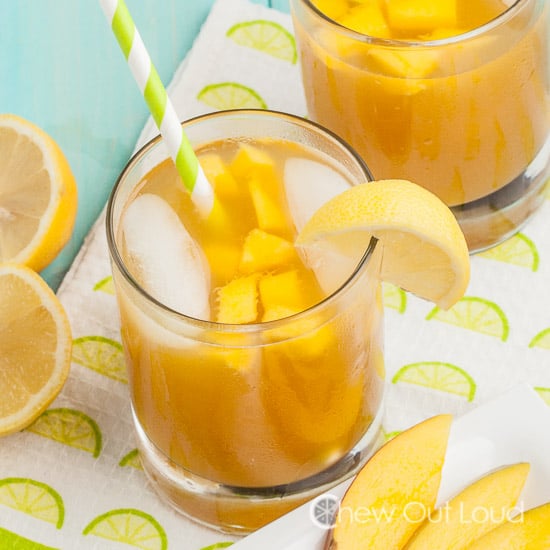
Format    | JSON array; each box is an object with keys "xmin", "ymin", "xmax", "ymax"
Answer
[
  {"xmin": 107, "ymin": 111, "xmax": 385, "ymax": 532},
  {"xmin": 291, "ymin": 0, "xmax": 550, "ymax": 251}
]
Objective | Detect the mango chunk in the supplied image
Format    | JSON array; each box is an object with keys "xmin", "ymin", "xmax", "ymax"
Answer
[
  {"xmin": 248, "ymin": 178, "xmax": 290, "ymax": 236},
  {"xmin": 239, "ymin": 229, "xmax": 297, "ymax": 274},
  {"xmin": 259, "ymin": 270, "xmax": 306, "ymax": 317},
  {"xmin": 216, "ymin": 274, "xmax": 260, "ymax": 324},
  {"xmin": 385, "ymin": 0, "xmax": 457, "ymax": 35},
  {"xmin": 230, "ymin": 143, "xmax": 276, "ymax": 182},
  {"xmin": 367, "ymin": 48, "xmax": 439, "ymax": 79},
  {"xmin": 201, "ymin": 241, "xmax": 241, "ymax": 284},
  {"xmin": 199, "ymin": 153, "xmax": 239, "ymax": 198},
  {"xmin": 311, "ymin": 0, "xmax": 350, "ymax": 22},
  {"xmin": 340, "ymin": 1, "xmax": 391, "ymax": 38}
]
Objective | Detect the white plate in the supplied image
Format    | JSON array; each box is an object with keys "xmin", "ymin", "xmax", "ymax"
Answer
[{"xmin": 233, "ymin": 384, "xmax": 550, "ymax": 550}]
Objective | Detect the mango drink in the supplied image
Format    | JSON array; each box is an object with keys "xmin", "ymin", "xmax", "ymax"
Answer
[
  {"xmin": 291, "ymin": 0, "xmax": 550, "ymax": 251},
  {"xmin": 107, "ymin": 111, "xmax": 385, "ymax": 532}
]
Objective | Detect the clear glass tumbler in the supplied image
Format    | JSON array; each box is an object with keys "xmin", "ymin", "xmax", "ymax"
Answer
[
  {"xmin": 106, "ymin": 110, "xmax": 385, "ymax": 534},
  {"xmin": 290, "ymin": 0, "xmax": 550, "ymax": 252}
]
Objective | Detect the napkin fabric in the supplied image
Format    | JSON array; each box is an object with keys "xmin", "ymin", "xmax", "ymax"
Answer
[{"xmin": 2, "ymin": 0, "xmax": 550, "ymax": 548}]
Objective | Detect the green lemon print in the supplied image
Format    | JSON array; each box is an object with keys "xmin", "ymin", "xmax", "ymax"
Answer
[
  {"xmin": 72, "ymin": 335, "xmax": 127, "ymax": 383},
  {"xmin": 529, "ymin": 328, "xmax": 550, "ymax": 350},
  {"xmin": 119, "ymin": 449, "xmax": 143, "ymax": 470},
  {"xmin": 83, "ymin": 508, "xmax": 168, "ymax": 550},
  {"xmin": 26, "ymin": 408, "xmax": 102, "ymax": 458},
  {"xmin": 0, "ymin": 478, "xmax": 64, "ymax": 529},
  {"xmin": 200, "ymin": 544, "xmax": 234, "ymax": 550},
  {"xmin": 0, "ymin": 527, "xmax": 57, "ymax": 550},
  {"xmin": 426, "ymin": 296, "xmax": 509, "ymax": 341},
  {"xmin": 227, "ymin": 20, "xmax": 297, "ymax": 63},
  {"xmin": 534, "ymin": 387, "xmax": 550, "ymax": 406},
  {"xmin": 392, "ymin": 361, "xmax": 477, "ymax": 402},
  {"xmin": 478, "ymin": 232, "xmax": 539, "ymax": 271},
  {"xmin": 93, "ymin": 275, "xmax": 115, "ymax": 295},
  {"xmin": 382, "ymin": 282, "xmax": 407, "ymax": 313},
  {"xmin": 197, "ymin": 83, "xmax": 267, "ymax": 110}
]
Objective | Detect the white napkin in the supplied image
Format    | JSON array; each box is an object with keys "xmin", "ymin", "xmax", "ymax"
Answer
[{"xmin": 2, "ymin": 0, "xmax": 550, "ymax": 548}]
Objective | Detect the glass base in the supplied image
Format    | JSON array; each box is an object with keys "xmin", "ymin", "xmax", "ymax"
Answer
[
  {"xmin": 132, "ymin": 403, "xmax": 385, "ymax": 535},
  {"xmin": 453, "ymin": 137, "xmax": 550, "ymax": 253}
]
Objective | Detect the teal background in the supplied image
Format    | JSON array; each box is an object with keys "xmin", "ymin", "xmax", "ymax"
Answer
[{"xmin": 0, "ymin": 0, "xmax": 290, "ymax": 290}]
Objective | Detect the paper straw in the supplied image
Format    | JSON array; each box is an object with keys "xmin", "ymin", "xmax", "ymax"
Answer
[{"xmin": 99, "ymin": 0, "xmax": 214, "ymax": 217}]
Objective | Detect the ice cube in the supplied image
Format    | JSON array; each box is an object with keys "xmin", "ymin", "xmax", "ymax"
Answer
[
  {"xmin": 120, "ymin": 193, "xmax": 210, "ymax": 320},
  {"xmin": 283, "ymin": 157, "xmax": 351, "ymax": 233},
  {"xmin": 284, "ymin": 157, "xmax": 357, "ymax": 294}
]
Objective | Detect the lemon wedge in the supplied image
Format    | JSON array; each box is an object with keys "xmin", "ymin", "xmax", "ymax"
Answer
[
  {"xmin": 0, "ymin": 114, "xmax": 78, "ymax": 272},
  {"xmin": 296, "ymin": 179, "xmax": 470, "ymax": 309},
  {"xmin": 0, "ymin": 263, "xmax": 72, "ymax": 435}
]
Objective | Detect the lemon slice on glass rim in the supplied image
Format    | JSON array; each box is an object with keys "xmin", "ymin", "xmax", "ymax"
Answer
[{"xmin": 296, "ymin": 179, "xmax": 470, "ymax": 310}]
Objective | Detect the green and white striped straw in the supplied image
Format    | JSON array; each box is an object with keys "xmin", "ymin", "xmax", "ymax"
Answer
[{"xmin": 100, "ymin": 0, "xmax": 214, "ymax": 217}]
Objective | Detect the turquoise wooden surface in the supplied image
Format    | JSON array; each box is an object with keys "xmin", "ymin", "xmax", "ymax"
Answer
[{"xmin": 0, "ymin": 0, "xmax": 290, "ymax": 290}]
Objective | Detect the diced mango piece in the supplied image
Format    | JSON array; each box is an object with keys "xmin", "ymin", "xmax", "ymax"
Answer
[
  {"xmin": 339, "ymin": 1, "xmax": 391, "ymax": 38},
  {"xmin": 248, "ymin": 178, "xmax": 290, "ymax": 236},
  {"xmin": 385, "ymin": 0, "xmax": 457, "ymax": 35},
  {"xmin": 230, "ymin": 143, "xmax": 276, "ymax": 182},
  {"xmin": 259, "ymin": 270, "xmax": 306, "ymax": 316},
  {"xmin": 201, "ymin": 241, "xmax": 241, "ymax": 284},
  {"xmin": 311, "ymin": 0, "xmax": 350, "ymax": 22},
  {"xmin": 239, "ymin": 229, "xmax": 297, "ymax": 274},
  {"xmin": 199, "ymin": 153, "xmax": 239, "ymax": 198},
  {"xmin": 367, "ymin": 48, "xmax": 439, "ymax": 79},
  {"xmin": 205, "ymin": 195, "xmax": 234, "ymax": 235},
  {"xmin": 216, "ymin": 274, "xmax": 260, "ymax": 324}
]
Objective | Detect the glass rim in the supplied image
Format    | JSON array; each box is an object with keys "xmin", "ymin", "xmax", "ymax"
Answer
[
  {"xmin": 294, "ymin": 0, "xmax": 529, "ymax": 47},
  {"xmin": 106, "ymin": 108, "xmax": 379, "ymax": 333}
]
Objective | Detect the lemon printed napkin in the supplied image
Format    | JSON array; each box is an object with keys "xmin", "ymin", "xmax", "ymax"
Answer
[{"xmin": 1, "ymin": 0, "xmax": 550, "ymax": 548}]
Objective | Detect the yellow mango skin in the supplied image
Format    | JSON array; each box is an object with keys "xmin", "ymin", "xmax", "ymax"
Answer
[
  {"xmin": 465, "ymin": 502, "xmax": 550, "ymax": 549},
  {"xmin": 404, "ymin": 463, "xmax": 531, "ymax": 550},
  {"xmin": 329, "ymin": 415, "xmax": 453, "ymax": 550}
]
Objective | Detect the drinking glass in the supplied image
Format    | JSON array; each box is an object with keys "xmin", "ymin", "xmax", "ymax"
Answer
[
  {"xmin": 106, "ymin": 110, "xmax": 385, "ymax": 533},
  {"xmin": 290, "ymin": 0, "xmax": 550, "ymax": 251}
]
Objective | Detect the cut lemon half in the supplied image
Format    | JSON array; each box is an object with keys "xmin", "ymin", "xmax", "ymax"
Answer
[
  {"xmin": 0, "ymin": 263, "xmax": 72, "ymax": 435},
  {"xmin": 296, "ymin": 180, "xmax": 470, "ymax": 309},
  {"xmin": 0, "ymin": 114, "xmax": 78, "ymax": 272}
]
